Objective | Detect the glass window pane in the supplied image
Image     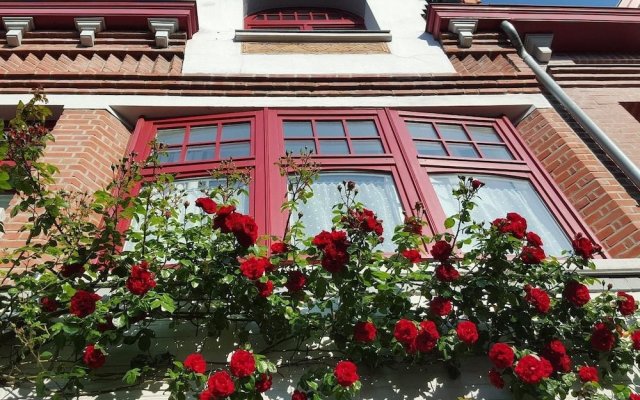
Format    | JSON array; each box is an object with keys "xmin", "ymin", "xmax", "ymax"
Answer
[
  {"xmin": 352, "ymin": 139, "xmax": 384, "ymax": 154},
  {"xmin": 0, "ymin": 192, "xmax": 12, "ymax": 209},
  {"xmin": 479, "ymin": 145, "xmax": 514, "ymax": 160},
  {"xmin": 220, "ymin": 143, "xmax": 250, "ymax": 159},
  {"xmin": 185, "ymin": 145, "xmax": 215, "ymax": 161},
  {"xmin": 158, "ymin": 149, "xmax": 181, "ymax": 164},
  {"xmin": 291, "ymin": 172, "xmax": 403, "ymax": 252},
  {"xmin": 416, "ymin": 142, "xmax": 446, "ymax": 156},
  {"xmin": 189, "ymin": 126, "xmax": 216, "ymax": 143},
  {"xmin": 319, "ymin": 139, "xmax": 349, "ymax": 154},
  {"xmin": 437, "ymin": 124, "xmax": 468, "ymax": 141},
  {"xmin": 448, "ymin": 143, "xmax": 479, "ymax": 158},
  {"xmin": 347, "ymin": 120, "xmax": 378, "ymax": 137},
  {"xmin": 157, "ymin": 128, "xmax": 185, "ymax": 145},
  {"xmin": 430, "ymin": 174, "xmax": 571, "ymax": 255},
  {"xmin": 284, "ymin": 121, "xmax": 313, "ymax": 138},
  {"xmin": 407, "ymin": 122, "xmax": 438, "ymax": 139},
  {"xmin": 286, "ymin": 140, "xmax": 316, "ymax": 155},
  {"xmin": 316, "ymin": 121, "xmax": 345, "ymax": 137},
  {"xmin": 222, "ymin": 123, "xmax": 251, "ymax": 141},
  {"xmin": 468, "ymin": 126, "xmax": 502, "ymax": 143}
]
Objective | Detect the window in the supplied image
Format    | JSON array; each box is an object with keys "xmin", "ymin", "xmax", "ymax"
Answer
[
  {"xmin": 245, "ymin": 8, "xmax": 366, "ymax": 31},
  {"xmin": 283, "ymin": 118, "xmax": 385, "ymax": 155}
]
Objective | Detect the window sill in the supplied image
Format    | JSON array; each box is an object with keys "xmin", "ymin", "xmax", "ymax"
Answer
[{"xmin": 234, "ymin": 29, "xmax": 392, "ymax": 43}]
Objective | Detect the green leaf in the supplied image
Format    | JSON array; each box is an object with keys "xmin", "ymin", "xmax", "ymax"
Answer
[
  {"xmin": 444, "ymin": 218, "xmax": 456, "ymax": 229},
  {"xmin": 160, "ymin": 294, "xmax": 175, "ymax": 313},
  {"xmin": 123, "ymin": 368, "xmax": 141, "ymax": 385}
]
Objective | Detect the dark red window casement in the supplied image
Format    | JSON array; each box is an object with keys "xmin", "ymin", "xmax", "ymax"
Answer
[{"xmin": 244, "ymin": 8, "xmax": 366, "ymax": 31}]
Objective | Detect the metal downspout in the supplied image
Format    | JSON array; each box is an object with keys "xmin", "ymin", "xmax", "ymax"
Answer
[{"xmin": 500, "ymin": 20, "xmax": 640, "ymax": 190}]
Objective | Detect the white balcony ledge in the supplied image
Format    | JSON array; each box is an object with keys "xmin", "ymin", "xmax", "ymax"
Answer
[{"xmin": 234, "ymin": 29, "xmax": 392, "ymax": 43}]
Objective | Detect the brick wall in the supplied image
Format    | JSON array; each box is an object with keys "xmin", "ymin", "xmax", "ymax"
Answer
[
  {"xmin": 517, "ymin": 108, "xmax": 640, "ymax": 258},
  {"xmin": 0, "ymin": 109, "xmax": 131, "ymax": 251}
]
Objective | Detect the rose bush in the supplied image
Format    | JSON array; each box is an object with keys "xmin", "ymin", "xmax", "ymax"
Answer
[{"xmin": 0, "ymin": 96, "xmax": 639, "ymax": 400}]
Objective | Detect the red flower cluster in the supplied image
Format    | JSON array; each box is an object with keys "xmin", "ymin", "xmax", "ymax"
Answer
[
  {"xmin": 542, "ymin": 340, "xmax": 571, "ymax": 373},
  {"xmin": 571, "ymin": 233, "xmax": 602, "ymax": 259},
  {"xmin": 285, "ymin": 271, "xmax": 306, "ymax": 293},
  {"xmin": 631, "ymin": 330, "xmax": 640, "ymax": 350},
  {"xmin": 126, "ymin": 261, "xmax": 157, "ymax": 296},
  {"xmin": 69, "ymin": 290, "xmax": 101, "ymax": 318},
  {"xmin": 578, "ymin": 366, "xmax": 599, "ymax": 383},
  {"xmin": 229, "ymin": 349, "xmax": 255, "ymax": 378},
  {"xmin": 617, "ymin": 291, "xmax": 637, "ymax": 316},
  {"xmin": 82, "ymin": 344, "xmax": 106, "ymax": 369},
  {"xmin": 256, "ymin": 280, "xmax": 274, "ymax": 297},
  {"xmin": 60, "ymin": 262, "xmax": 85, "ymax": 278},
  {"xmin": 334, "ymin": 361, "xmax": 359, "ymax": 387},
  {"xmin": 312, "ymin": 230, "xmax": 350, "ymax": 273},
  {"xmin": 492, "ymin": 212, "xmax": 527, "ymax": 239},
  {"xmin": 195, "ymin": 197, "xmax": 217, "ymax": 214},
  {"xmin": 348, "ymin": 208, "xmax": 383, "ymax": 236},
  {"xmin": 403, "ymin": 215, "xmax": 423, "ymax": 235},
  {"xmin": 435, "ymin": 264, "xmax": 460, "ymax": 282},
  {"xmin": 488, "ymin": 343, "xmax": 515, "ymax": 369},
  {"xmin": 270, "ymin": 241, "xmax": 288, "ymax": 255},
  {"xmin": 239, "ymin": 257, "xmax": 272, "ymax": 280},
  {"xmin": 184, "ymin": 353, "xmax": 207, "ymax": 374},
  {"xmin": 524, "ymin": 286, "xmax": 551, "ymax": 314},
  {"xmin": 401, "ymin": 249, "xmax": 421, "ymax": 263},
  {"xmin": 256, "ymin": 374, "xmax": 273, "ymax": 392},
  {"xmin": 591, "ymin": 322, "xmax": 616, "ymax": 352},
  {"xmin": 353, "ymin": 321, "xmax": 377, "ymax": 343},
  {"xmin": 563, "ymin": 280, "xmax": 590, "ymax": 307},
  {"xmin": 291, "ymin": 390, "xmax": 307, "ymax": 400},
  {"xmin": 430, "ymin": 240, "xmax": 452, "ymax": 262},
  {"xmin": 201, "ymin": 371, "xmax": 235, "ymax": 399},
  {"xmin": 456, "ymin": 321, "xmax": 479, "ymax": 345},
  {"xmin": 514, "ymin": 355, "xmax": 552, "ymax": 384},
  {"xmin": 394, "ymin": 319, "xmax": 418, "ymax": 347},
  {"xmin": 40, "ymin": 297, "xmax": 59, "ymax": 312},
  {"xmin": 430, "ymin": 296, "xmax": 452, "ymax": 317},
  {"xmin": 488, "ymin": 368, "xmax": 504, "ymax": 388},
  {"xmin": 415, "ymin": 320, "xmax": 440, "ymax": 353},
  {"xmin": 213, "ymin": 205, "xmax": 258, "ymax": 247},
  {"xmin": 519, "ymin": 245, "xmax": 546, "ymax": 265}
]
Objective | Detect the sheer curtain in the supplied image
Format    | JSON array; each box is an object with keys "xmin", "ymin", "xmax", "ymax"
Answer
[
  {"xmin": 293, "ymin": 172, "xmax": 404, "ymax": 252},
  {"xmin": 430, "ymin": 174, "xmax": 571, "ymax": 256}
]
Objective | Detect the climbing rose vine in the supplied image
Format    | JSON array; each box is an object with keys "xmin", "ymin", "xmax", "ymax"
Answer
[{"xmin": 0, "ymin": 96, "xmax": 639, "ymax": 400}]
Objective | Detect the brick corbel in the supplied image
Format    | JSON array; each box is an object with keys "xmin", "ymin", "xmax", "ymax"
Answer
[
  {"xmin": 2, "ymin": 17, "xmax": 34, "ymax": 47},
  {"xmin": 148, "ymin": 18, "xmax": 178, "ymax": 48},
  {"xmin": 74, "ymin": 17, "xmax": 106, "ymax": 47},
  {"xmin": 448, "ymin": 19, "xmax": 477, "ymax": 48}
]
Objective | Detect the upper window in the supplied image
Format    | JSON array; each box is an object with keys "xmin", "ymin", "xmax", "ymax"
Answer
[{"xmin": 245, "ymin": 8, "xmax": 366, "ymax": 31}]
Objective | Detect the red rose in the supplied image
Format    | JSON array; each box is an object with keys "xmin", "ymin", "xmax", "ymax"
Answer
[
  {"xmin": 591, "ymin": 322, "xmax": 616, "ymax": 352},
  {"xmin": 213, "ymin": 205, "xmax": 237, "ymax": 233},
  {"xmin": 488, "ymin": 368, "xmax": 504, "ymax": 389},
  {"xmin": 126, "ymin": 261, "xmax": 156, "ymax": 296},
  {"xmin": 82, "ymin": 344, "xmax": 106, "ymax": 369},
  {"xmin": 60, "ymin": 263, "xmax": 85, "ymax": 278},
  {"xmin": 471, "ymin": 179, "xmax": 485, "ymax": 190},
  {"xmin": 239, "ymin": 257, "xmax": 271, "ymax": 280},
  {"xmin": 256, "ymin": 373, "xmax": 273, "ymax": 392},
  {"xmin": 572, "ymin": 233, "xmax": 602, "ymax": 259},
  {"xmin": 526, "ymin": 232, "xmax": 543, "ymax": 247},
  {"xmin": 514, "ymin": 355, "xmax": 553, "ymax": 384},
  {"xmin": 292, "ymin": 390, "xmax": 307, "ymax": 400},
  {"xmin": 563, "ymin": 280, "xmax": 590, "ymax": 307},
  {"xmin": 519, "ymin": 246, "xmax": 546, "ymax": 264},
  {"xmin": 40, "ymin": 297, "xmax": 59, "ymax": 312},
  {"xmin": 415, "ymin": 320, "xmax": 440, "ymax": 353},
  {"xmin": 617, "ymin": 291, "xmax": 637, "ymax": 316},
  {"xmin": 353, "ymin": 321, "xmax": 377, "ymax": 343},
  {"xmin": 184, "ymin": 353, "xmax": 207, "ymax": 374},
  {"xmin": 229, "ymin": 349, "xmax": 255, "ymax": 378},
  {"xmin": 492, "ymin": 212, "xmax": 527, "ymax": 239},
  {"xmin": 207, "ymin": 371, "xmax": 235, "ymax": 398},
  {"xmin": 285, "ymin": 271, "xmax": 306, "ymax": 293},
  {"xmin": 199, "ymin": 389, "xmax": 214, "ymax": 400},
  {"xmin": 631, "ymin": 394, "xmax": 640, "ymax": 400},
  {"xmin": 394, "ymin": 319, "xmax": 418, "ymax": 345},
  {"xmin": 227, "ymin": 213, "xmax": 259, "ymax": 248},
  {"xmin": 430, "ymin": 240, "xmax": 452, "ymax": 262},
  {"xmin": 313, "ymin": 230, "xmax": 350, "ymax": 273},
  {"xmin": 525, "ymin": 286, "xmax": 551, "ymax": 314},
  {"xmin": 195, "ymin": 197, "xmax": 217, "ymax": 214},
  {"xmin": 578, "ymin": 366, "xmax": 599, "ymax": 383},
  {"xmin": 404, "ymin": 216, "xmax": 423, "ymax": 235},
  {"xmin": 70, "ymin": 290, "xmax": 101, "ymax": 318},
  {"xmin": 401, "ymin": 249, "xmax": 421, "ymax": 263},
  {"xmin": 270, "ymin": 241, "xmax": 288, "ymax": 255},
  {"xmin": 349, "ymin": 208, "xmax": 383, "ymax": 236},
  {"xmin": 430, "ymin": 296, "xmax": 452, "ymax": 317},
  {"xmin": 435, "ymin": 264, "xmax": 460, "ymax": 282},
  {"xmin": 256, "ymin": 280, "xmax": 274, "ymax": 298},
  {"xmin": 631, "ymin": 330, "xmax": 640, "ymax": 350},
  {"xmin": 456, "ymin": 321, "xmax": 479, "ymax": 345},
  {"xmin": 334, "ymin": 360, "xmax": 359, "ymax": 387},
  {"xmin": 488, "ymin": 343, "xmax": 514, "ymax": 369},
  {"xmin": 542, "ymin": 340, "xmax": 571, "ymax": 373}
]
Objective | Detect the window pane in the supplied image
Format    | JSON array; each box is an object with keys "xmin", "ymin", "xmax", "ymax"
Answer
[
  {"xmin": 430, "ymin": 174, "xmax": 571, "ymax": 255},
  {"xmin": 284, "ymin": 121, "xmax": 313, "ymax": 138},
  {"xmin": 448, "ymin": 143, "xmax": 479, "ymax": 158},
  {"xmin": 189, "ymin": 126, "xmax": 216, "ymax": 143},
  {"xmin": 468, "ymin": 126, "xmax": 502, "ymax": 143},
  {"xmin": 437, "ymin": 124, "xmax": 468, "ymax": 141},
  {"xmin": 157, "ymin": 128, "xmax": 185, "ymax": 145},
  {"xmin": 222, "ymin": 123, "xmax": 251, "ymax": 141},
  {"xmin": 292, "ymin": 172, "xmax": 403, "ymax": 252},
  {"xmin": 347, "ymin": 120, "xmax": 378, "ymax": 137},
  {"xmin": 407, "ymin": 122, "xmax": 438, "ymax": 139},
  {"xmin": 319, "ymin": 139, "xmax": 349, "ymax": 154},
  {"xmin": 352, "ymin": 139, "xmax": 384, "ymax": 154},
  {"xmin": 0, "ymin": 192, "xmax": 12, "ymax": 209},
  {"xmin": 286, "ymin": 140, "xmax": 316, "ymax": 155},
  {"xmin": 185, "ymin": 145, "xmax": 215, "ymax": 161},
  {"xmin": 158, "ymin": 149, "xmax": 181, "ymax": 164},
  {"xmin": 220, "ymin": 143, "xmax": 250, "ymax": 159},
  {"xmin": 416, "ymin": 142, "xmax": 446, "ymax": 156},
  {"xmin": 479, "ymin": 145, "xmax": 514, "ymax": 160},
  {"xmin": 316, "ymin": 121, "xmax": 345, "ymax": 137}
]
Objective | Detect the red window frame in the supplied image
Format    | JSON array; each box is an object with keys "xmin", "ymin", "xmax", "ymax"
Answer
[{"xmin": 244, "ymin": 8, "xmax": 366, "ymax": 31}]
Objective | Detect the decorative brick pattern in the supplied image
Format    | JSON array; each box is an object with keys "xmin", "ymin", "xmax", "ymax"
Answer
[
  {"xmin": 517, "ymin": 108, "xmax": 640, "ymax": 258},
  {"xmin": 449, "ymin": 53, "xmax": 521, "ymax": 75},
  {"xmin": 241, "ymin": 42, "xmax": 389, "ymax": 54}
]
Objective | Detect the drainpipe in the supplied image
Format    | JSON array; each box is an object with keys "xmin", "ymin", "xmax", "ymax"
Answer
[{"xmin": 500, "ymin": 20, "xmax": 640, "ymax": 190}]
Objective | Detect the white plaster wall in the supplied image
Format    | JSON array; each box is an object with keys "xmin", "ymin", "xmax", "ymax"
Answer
[{"xmin": 182, "ymin": 0, "xmax": 456, "ymax": 75}]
